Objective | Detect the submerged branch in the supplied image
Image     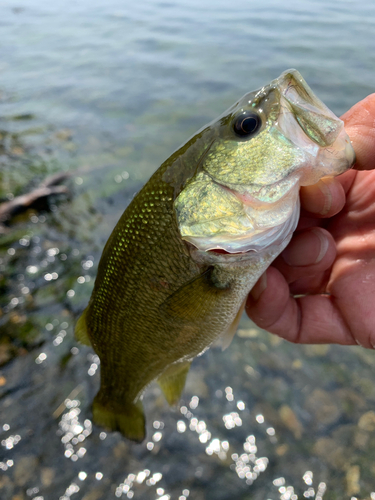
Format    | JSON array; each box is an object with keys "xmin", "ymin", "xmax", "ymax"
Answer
[{"xmin": 0, "ymin": 172, "xmax": 71, "ymax": 232}]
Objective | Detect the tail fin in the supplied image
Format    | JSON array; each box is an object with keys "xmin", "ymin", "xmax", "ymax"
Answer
[
  {"xmin": 75, "ymin": 308, "xmax": 92, "ymax": 346},
  {"xmin": 92, "ymin": 396, "xmax": 146, "ymax": 443}
]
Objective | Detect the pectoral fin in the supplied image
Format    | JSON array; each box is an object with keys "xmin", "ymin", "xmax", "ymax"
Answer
[
  {"xmin": 157, "ymin": 361, "xmax": 191, "ymax": 406},
  {"xmin": 160, "ymin": 267, "xmax": 229, "ymax": 325},
  {"xmin": 75, "ymin": 308, "xmax": 92, "ymax": 346},
  {"xmin": 219, "ymin": 297, "xmax": 246, "ymax": 351}
]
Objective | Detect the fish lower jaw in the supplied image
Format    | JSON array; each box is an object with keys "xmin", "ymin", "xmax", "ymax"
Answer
[
  {"xmin": 186, "ymin": 200, "xmax": 300, "ymax": 265},
  {"xmin": 208, "ymin": 248, "xmax": 241, "ymax": 255}
]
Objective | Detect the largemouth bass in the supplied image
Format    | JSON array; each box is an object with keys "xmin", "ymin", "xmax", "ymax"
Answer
[{"xmin": 75, "ymin": 70, "xmax": 355, "ymax": 441}]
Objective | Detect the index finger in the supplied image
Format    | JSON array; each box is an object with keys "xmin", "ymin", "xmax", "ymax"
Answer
[
  {"xmin": 299, "ymin": 176, "xmax": 345, "ymax": 218},
  {"xmin": 245, "ymin": 267, "xmax": 356, "ymax": 346}
]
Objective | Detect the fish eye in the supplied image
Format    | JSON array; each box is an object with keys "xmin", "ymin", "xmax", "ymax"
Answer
[{"xmin": 233, "ymin": 111, "xmax": 261, "ymax": 137}]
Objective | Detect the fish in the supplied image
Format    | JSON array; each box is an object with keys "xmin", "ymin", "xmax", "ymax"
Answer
[{"xmin": 75, "ymin": 69, "xmax": 355, "ymax": 441}]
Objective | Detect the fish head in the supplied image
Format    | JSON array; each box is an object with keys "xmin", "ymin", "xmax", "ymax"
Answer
[{"xmin": 174, "ymin": 69, "xmax": 355, "ymax": 256}]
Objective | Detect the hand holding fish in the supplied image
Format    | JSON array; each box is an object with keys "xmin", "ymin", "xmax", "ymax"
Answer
[{"xmin": 246, "ymin": 94, "xmax": 375, "ymax": 349}]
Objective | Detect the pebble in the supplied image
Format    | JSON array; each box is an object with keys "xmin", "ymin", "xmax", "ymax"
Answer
[
  {"xmin": 358, "ymin": 411, "xmax": 375, "ymax": 431},
  {"xmin": 81, "ymin": 489, "xmax": 105, "ymax": 500},
  {"xmin": 279, "ymin": 405, "xmax": 303, "ymax": 439},
  {"xmin": 346, "ymin": 464, "xmax": 360, "ymax": 495},
  {"xmin": 275, "ymin": 444, "xmax": 289, "ymax": 456},
  {"xmin": 14, "ymin": 456, "xmax": 38, "ymax": 487},
  {"xmin": 0, "ymin": 475, "xmax": 13, "ymax": 497},
  {"xmin": 41, "ymin": 467, "xmax": 55, "ymax": 487},
  {"xmin": 303, "ymin": 345, "xmax": 330, "ymax": 357},
  {"xmin": 185, "ymin": 370, "xmax": 209, "ymax": 398},
  {"xmin": 312, "ymin": 437, "xmax": 346, "ymax": 469},
  {"xmin": 113, "ymin": 440, "xmax": 129, "ymax": 459},
  {"xmin": 236, "ymin": 328, "xmax": 259, "ymax": 338},
  {"xmin": 305, "ymin": 388, "xmax": 341, "ymax": 426}
]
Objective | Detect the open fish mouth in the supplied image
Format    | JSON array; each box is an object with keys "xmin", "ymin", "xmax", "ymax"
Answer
[{"xmin": 174, "ymin": 69, "xmax": 355, "ymax": 259}]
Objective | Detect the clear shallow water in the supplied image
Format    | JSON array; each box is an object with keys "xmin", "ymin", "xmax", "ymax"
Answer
[{"xmin": 1, "ymin": 0, "xmax": 375, "ymax": 499}]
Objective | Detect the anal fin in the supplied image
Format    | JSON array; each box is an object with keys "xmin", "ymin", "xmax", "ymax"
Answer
[
  {"xmin": 157, "ymin": 361, "xmax": 191, "ymax": 406},
  {"xmin": 75, "ymin": 308, "xmax": 92, "ymax": 346}
]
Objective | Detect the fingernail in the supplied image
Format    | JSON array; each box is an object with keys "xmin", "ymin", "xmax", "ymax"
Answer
[
  {"xmin": 311, "ymin": 228, "xmax": 329, "ymax": 264},
  {"xmin": 250, "ymin": 272, "xmax": 267, "ymax": 301},
  {"xmin": 318, "ymin": 177, "xmax": 333, "ymax": 215},
  {"xmin": 301, "ymin": 177, "xmax": 333, "ymax": 215},
  {"xmin": 282, "ymin": 228, "xmax": 329, "ymax": 266}
]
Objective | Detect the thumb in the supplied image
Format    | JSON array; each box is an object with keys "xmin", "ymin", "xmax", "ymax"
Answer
[{"xmin": 342, "ymin": 93, "xmax": 375, "ymax": 171}]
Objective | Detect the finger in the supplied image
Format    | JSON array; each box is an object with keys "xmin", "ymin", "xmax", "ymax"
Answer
[
  {"xmin": 335, "ymin": 169, "xmax": 357, "ymax": 194},
  {"xmin": 341, "ymin": 93, "xmax": 375, "ymax": 171},
  {"xmin": 296, "ymin": 214, "xmax": 325, "ymax": 231},
  {"xmin": 246, "ymin": 267, "xmax": 332, "ymax": 325},
  {"xmin": 289, "ymin": 268, "xmax": 331, "ymax": 295},
  {"xmin": 246, "ymin": 283, "xmax": 356, "ymax": 345},
  {"xmin": 273, "ymin": 227, "xmax": 336, "ymax": 284},
  {"xmin": 246, "ymin": 267, "xmax": 290, "ymax": 326},
  {"xmin": 299, "ymin": 176, "xmax": 345, "ymax": 217}
]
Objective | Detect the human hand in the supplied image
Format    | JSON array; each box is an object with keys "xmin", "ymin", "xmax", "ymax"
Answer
[{"xmin": 246, "ymin": 94, "xmax": 375, "ymax": 349}]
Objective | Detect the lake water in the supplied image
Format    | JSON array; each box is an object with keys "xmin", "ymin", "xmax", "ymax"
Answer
[{"xmin": 1, "ymin": 0, "xmax": 375, "ymax": 499}]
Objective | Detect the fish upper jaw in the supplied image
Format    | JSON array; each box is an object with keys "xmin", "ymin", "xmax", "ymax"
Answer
[
  {"xmin": 275, "ymin": 69, "xmax": 355, "ymax": 182},
  {"xmin": 275, "ymin": 107, "xmax": 355, "ymax": 185}
]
